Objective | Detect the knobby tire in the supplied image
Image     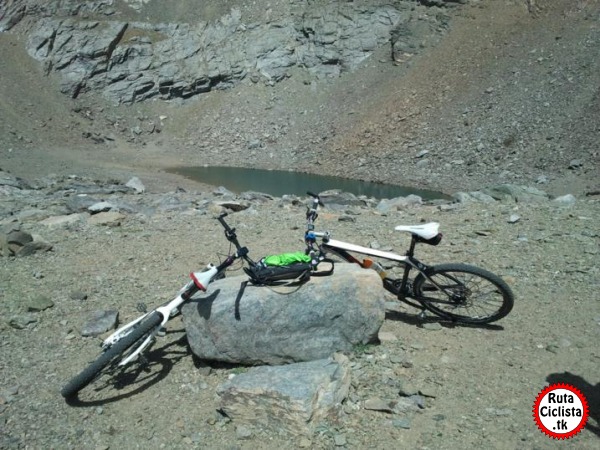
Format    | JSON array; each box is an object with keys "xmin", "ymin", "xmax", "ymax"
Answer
[
  {"xmin": 412, "ymin": 263, "xmax": 514, "ymax": 324},
  {"xmin": 60, "ymin": 311, "xmax": 163, "ymax": 398}
]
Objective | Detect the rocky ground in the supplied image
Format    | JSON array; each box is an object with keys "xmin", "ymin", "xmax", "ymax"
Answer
[
  {"xmin": 0, "ymin": 0, "xmax": 599, "ymax": 448},
  {"xmin": 1, "ymin": 172, "xmax": 599, "ymax": 449}
]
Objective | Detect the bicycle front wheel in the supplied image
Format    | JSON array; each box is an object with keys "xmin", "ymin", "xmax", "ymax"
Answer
[
  {"xmin": 412, "ymin": 263, "xmax": 514, "ymax": 324},
  {"xmin": 60, "ymin": 311, "xmax": 163, "ymax": 398}
]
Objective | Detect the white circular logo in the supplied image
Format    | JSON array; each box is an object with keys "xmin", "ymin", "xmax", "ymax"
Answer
[{"xmin": 533, "ymin": 383, "xmax": 589, "ymax": 439}]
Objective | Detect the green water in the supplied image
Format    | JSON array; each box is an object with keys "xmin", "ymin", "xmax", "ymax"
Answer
[{"xmin": 169, "ymin": 166, "xmax": 450, "ymax": 201}]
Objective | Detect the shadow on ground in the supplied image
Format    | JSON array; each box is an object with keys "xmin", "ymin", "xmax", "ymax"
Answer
[{"xmin": 546, "ymin": 371, "xmax": 600, "ymax": 438}]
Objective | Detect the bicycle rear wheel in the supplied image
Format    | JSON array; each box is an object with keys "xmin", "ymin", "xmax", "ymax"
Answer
[
  {"xmin": 412, "ymin": 263, "xmax": 514, "ymax": 324},
  {"xmin": 60, "ymin": 311, "xmax": 163, "ymax": 398}
]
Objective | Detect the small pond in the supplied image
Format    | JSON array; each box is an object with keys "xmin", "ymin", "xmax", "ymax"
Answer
[{"xmin": 168, "ymin": 166, "xmax": 450, "ymax": 201}]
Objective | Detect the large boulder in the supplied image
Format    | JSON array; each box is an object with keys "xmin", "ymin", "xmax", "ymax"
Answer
[
  {"xmin": 181, "ymin": 263, "xmax": 385, "ymax": 365},
  {"xmin": 217, "ymin": 353, "xmax": 351, "ymax": 437}
]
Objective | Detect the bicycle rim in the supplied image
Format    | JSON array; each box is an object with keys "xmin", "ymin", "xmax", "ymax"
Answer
[
  {"xmin": 413, "ymin": 263, "xmax": 514, "ymax": 324},
  {"xmin": 60, "ymin": 311, "xmax": 163, "ymax": 398}
]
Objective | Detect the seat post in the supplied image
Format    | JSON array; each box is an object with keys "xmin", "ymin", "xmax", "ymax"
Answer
[{"xmin": 406, "ymin": 236, "xmax": 417, "ymax": 257}]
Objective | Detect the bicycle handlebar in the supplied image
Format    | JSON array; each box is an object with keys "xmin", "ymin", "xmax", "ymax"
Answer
[
  {"xmin": 217, "ymin": 212, "xmax": 233, "ymax": 232},
  {"xmin": 306, "ymin": 191, "xmax": 324, "ymax": 228},
  {"xmin": 307, "ymin": 191, "xmax": 324, "ymax": 207},
  {"xmin": 217, "ymin": 213, "xmax": 238, "ymax": 243}
]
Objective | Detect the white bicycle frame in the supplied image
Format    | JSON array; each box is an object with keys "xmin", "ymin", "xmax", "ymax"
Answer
[
  {"xmin": 308, "ymin": 221, "xmax": 440, "ymax": 266},
  {"xmin": 101, "ymin": 264, "xmax": 219, "ymax": 367},
  {"xmin": 321, "ymin": 236, "xmax": 408, "ymax": 263},
  {"xmin": 307, "ymin": 222, "xmax": 451, "ymax": 296}
]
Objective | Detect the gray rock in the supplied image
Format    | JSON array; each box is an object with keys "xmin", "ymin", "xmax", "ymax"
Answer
[
  {"xmin": 3, "ymin": 230, "xmax": 32, "ymax": 256},
  {"xmin": 409, "ymin": 394, "xmax": 426, "ymax": 409},
  {"xmin": 398, "ymin": 381, "xmax": 419, "ymax": 397},
  {"xmin": 66, "ymin": 195, "xmax": 102, "ymax": 213},
  {"xmin": 40, "ymin": 213, "xmax": 87, "ymax": 228},
  {"xmin": 88, "ymin": 201, "xmax": 115, "ymax": 213},
  {"xmin": 235, "ymin": 425, "xmax": 252, "ymax": 440},
  {"xmin": 81, "ymin": 310, "xmax": 119, "ymax": 337},
  {"xmin": 7, "ymin": 230, "xmax": 33, "ymax": 246},
  {"xmin": 239, "ymin": 191, "xmax": 274, "ymax": 202},
  {"xmin": 338, "ymin": 215, "xmax": 356, "ymax": 223},
  {"xmin": 453, "ymin": 191, "xmax": 497, "ymax": 203},
  {"xmin": 212, "ymin": 201, "xmax": 249, "ymax": 212},
  {"xmin": 125, "ymin": 176, "xmax": 145, "ymax": 193},
  {"xmin": 481, "ymin": 184, "xmax": 549, "ymax": 203},
  {"xmin": 0, "ymin": 171, "xmax": 29, "ymax": 189},
  {"xmin": 319, "ymin": 190, "xmax": 365, "ymax": 208},
  {"xmin": 15, "ymin": 209, "xmax": 51, "ymax": 222},
  {"xmin": 217, "ymin": 353, "xmax": 350, "ymax": 437},
  {"xmin": 212, "ymin": 186, "xmax": 236, "ymax": 197},
  {"xmin": 8, "ymin": 314, "xmax": 38, "ymax": 330},
  {"xmin": 182, "ymin": 264, "xmax": 385, "ymax": 365},
  {"xmin": 1, "ymin": 222, "xmax": 22, "ymax": 235},
  {"xmin": 0, "ymin": 1, "xmax": 25, "ymax": 32},
  {"xmin": 376, "ymin": 195, "xmax": 423, "ymax": 213},
  {"xmin": 1, "ymin": 228, "xmax": 51, "ymax": 257},
  {"xmin": 552, "ymin": 194, "xmax": 576, "ymax": 205},
  {"xmin": 364, "ymin": 397, "xmax": 393, "ymax": 413},
  {"xmin": 333, "ymin": 434, "xmax": 347, "ymax": 446},
  {"xmin": 393, "ymin": 397, "xmax": 421, "ymax": 413},
  {"xmin": 69, "ymin": 291, "xmax": 89, "ymax": 301},
  {"xmin": 392, "ymin": 417, "xmax": 411, "ymax": 429},
  {"xmin": 17, "ymin": 240, "xmax": 53, "ymax": 257},
  {"xmin": 27, "ymin": 295, "xmax": 54, "ymax": 312},
  {"xmin": 247, "ymin": 139, "xmax": 262, "ymax": 150}
]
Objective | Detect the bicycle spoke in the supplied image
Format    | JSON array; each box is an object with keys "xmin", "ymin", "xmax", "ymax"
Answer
[{"xmin": 413, "ymin": 264, "xmax": 514, "ymax": 324}]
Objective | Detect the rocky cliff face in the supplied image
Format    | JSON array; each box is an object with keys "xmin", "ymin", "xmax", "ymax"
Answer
[{"xmin": 17, "ymin": 0, "xmax": 452, "ymax": 104}]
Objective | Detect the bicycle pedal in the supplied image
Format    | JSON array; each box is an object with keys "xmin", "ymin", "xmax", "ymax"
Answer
[
  {"xmin": 156, "ymin": 327, "xmax": 166, "ymax": 337},
  {"xmin": 136, "ymin": 302, "xmax": 148, "ymax": 313}
]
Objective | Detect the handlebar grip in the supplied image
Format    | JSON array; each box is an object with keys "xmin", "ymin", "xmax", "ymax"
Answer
[{"xmin": 306, "ymin": 191, "xmax": 324, "ymax": 207}]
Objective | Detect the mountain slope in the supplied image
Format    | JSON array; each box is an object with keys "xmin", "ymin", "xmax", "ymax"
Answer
[{"xmin": 0, "ymin": 0, "xmax": 598, "ymax": 196}]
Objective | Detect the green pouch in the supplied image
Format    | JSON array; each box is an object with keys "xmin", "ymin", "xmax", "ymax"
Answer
[{"xmin": 261, "ymin": 252, "xmax": 311, "ymax": 267}]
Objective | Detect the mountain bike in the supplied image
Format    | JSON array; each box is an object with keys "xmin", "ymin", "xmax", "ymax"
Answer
[
  {"xmin": 60, "ymin": 213, "xmax": 256, "ymax": 399},
  {"xmin": 302, "ymin": 191, "xmax": 514, "ymax": 324}
]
